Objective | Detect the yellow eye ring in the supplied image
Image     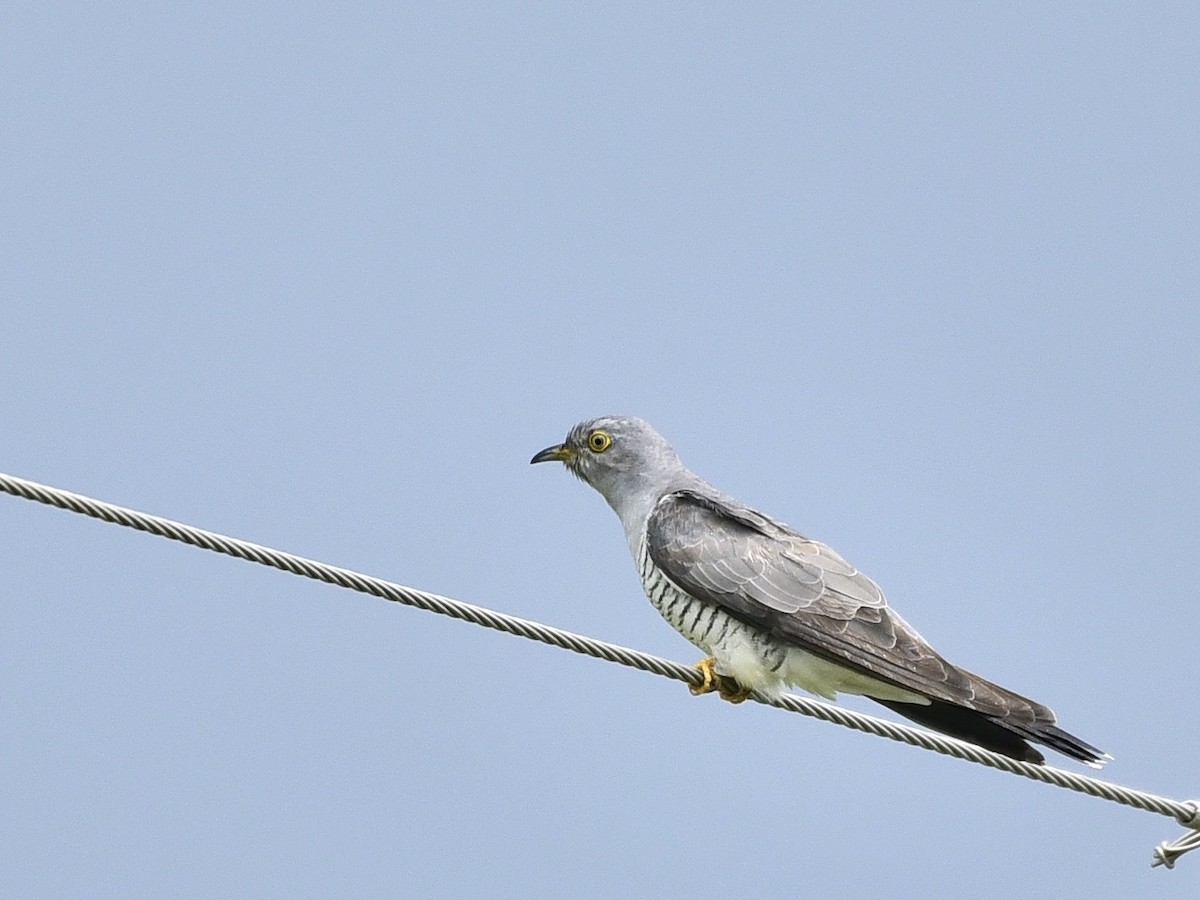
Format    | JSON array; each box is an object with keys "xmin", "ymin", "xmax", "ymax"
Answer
[{"xmin": 587, "ymin": 430, "xmax": 613, "ymax": 453}]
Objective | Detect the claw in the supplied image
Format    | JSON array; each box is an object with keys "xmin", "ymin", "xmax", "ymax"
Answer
[
  {"xmin": 689, "ymin": 657, "xmax": 752, "ymax": 704},
  {"xmin": 717, "ymin": 679, "xmax": 753, "ymax": 704},
  {"xmin": 689, "ymin": 656, "xmax": 720, "ymax": 696}
]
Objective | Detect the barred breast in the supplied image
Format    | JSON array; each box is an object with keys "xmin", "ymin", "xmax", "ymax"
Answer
[{"xmin": 635, "ymin": 532, "xmax": 789, "ymax": 694}]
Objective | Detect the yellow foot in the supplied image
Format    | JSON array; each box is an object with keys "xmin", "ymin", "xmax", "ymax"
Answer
[{"xmin": 689, "ymin": 657, "xmax": 753, "ymax": 704}]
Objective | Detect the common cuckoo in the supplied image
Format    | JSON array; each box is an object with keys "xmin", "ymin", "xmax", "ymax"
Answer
[{"xmin": 532, "ymin": 415, "xmax": 1108, "ymax": 767}]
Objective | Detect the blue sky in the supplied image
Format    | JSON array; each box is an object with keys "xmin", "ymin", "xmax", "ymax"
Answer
[{"xmin": 2, "ymin": 4, "xmax": 1198, "ymax": 897}]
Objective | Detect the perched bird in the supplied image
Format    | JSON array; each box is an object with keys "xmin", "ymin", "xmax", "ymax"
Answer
[{"xmin": 532, "ymin": 415, "xmax": 1108, "ymax": 767}]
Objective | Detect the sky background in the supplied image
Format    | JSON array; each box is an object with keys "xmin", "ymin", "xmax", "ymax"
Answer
[{"xmin": 2, "ymin": 3, "xmax": 1198, "ymax": 897}]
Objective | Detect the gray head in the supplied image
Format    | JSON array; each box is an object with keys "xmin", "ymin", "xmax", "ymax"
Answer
[{"xmin": 531, "ymin": 415, "xmax": 688, "ymax": 524}]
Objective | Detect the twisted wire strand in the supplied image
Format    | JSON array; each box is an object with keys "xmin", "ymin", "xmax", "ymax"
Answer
[{"xmin": 2, "ymin": 471, "xmax": 1197, "ymax": 867}]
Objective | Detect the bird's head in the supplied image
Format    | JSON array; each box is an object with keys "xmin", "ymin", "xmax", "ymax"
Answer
[{"xmin": 531, "ymin": 415, "xmax": 683, "ymax": 512}]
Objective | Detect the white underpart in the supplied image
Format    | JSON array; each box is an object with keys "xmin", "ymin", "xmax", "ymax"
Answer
[{"xmin": 635, "ymin": 533, "xmax": 928, "ymax": 705}]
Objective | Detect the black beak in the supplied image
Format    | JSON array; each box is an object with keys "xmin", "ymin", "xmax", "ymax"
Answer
[{"xmin": 530, "ymin": 444, "xmax": 572, "ymax": 464}]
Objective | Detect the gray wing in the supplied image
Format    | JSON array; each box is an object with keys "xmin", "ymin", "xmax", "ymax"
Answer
[{"xmin": 645, "ymin": 489, "xmax": 1050, "ymax": 720}]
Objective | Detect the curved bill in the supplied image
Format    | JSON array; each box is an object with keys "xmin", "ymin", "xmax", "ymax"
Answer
[{"xmin": 530, "ymin": 444, "xmax": 573, "ymax": 464}]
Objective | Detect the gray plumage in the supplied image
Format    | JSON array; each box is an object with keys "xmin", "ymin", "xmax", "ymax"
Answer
[{"xmin": 532, "ymin": 415, "xmax": 1108, "ymax": 767}]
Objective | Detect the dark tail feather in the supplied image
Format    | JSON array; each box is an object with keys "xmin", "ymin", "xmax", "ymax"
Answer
[
  {"xmin": 871, "ymin": 698, "xmax": 1109, "ymax": 767},
  {"xmin": 997, "ymin": 719, "xmax": 1110, "ymax": 768}
]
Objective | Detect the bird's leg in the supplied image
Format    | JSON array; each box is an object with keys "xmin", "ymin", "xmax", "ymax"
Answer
[
  {"xmin": 716, "ymin": 677, "xmax": 753, "ymax": 704},
  {"xmin": 689, "ymin": 657, "xmax": 752, "ymax": 704},
  {"xmin": 689, "ymin": 656, "xmax": 721, "ymax": 696}
]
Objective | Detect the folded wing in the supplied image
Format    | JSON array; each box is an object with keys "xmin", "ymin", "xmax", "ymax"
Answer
[{"xmin": 645, "ymin": 489, "xmax": 1107, "ymax": 765}]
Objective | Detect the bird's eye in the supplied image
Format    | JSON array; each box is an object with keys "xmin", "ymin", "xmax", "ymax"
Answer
[{"xmin": 587, "ymin": 430, "xmax": 613, "ymax": 453}]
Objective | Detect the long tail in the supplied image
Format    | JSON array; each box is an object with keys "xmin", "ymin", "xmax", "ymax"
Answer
[{"xmin": 871, "ymin": 697, "xmax": 1109, "ymax": 767}]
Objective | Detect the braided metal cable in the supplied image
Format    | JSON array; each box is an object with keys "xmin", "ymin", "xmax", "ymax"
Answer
[{"xmin": 2, "ymin": 471, "xmax": 1197, "ymax": 867}]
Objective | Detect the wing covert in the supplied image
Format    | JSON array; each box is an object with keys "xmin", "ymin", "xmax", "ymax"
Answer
[{"xmin": 644, "ymin": 490, "xmax": 1044, "ymax": 719}]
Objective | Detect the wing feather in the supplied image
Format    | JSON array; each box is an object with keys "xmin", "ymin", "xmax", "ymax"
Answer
[{"xmin": 645, "ymin": 490, "xmax": 1050, "ymax": 722}]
